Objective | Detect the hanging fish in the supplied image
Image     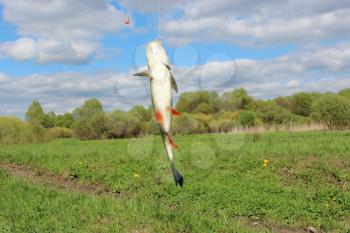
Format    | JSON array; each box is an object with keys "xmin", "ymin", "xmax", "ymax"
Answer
[{"xmin": 134, "ymin": 40, "xmax": 183, "ymax": 186}]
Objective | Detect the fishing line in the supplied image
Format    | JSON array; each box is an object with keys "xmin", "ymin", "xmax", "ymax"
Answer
[{"xmin": 157, "ymin": 0, "xmax": 161, "ymax": 39}]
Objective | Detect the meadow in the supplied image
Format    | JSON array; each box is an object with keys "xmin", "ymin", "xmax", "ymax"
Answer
[{"xmin": 0, "ymin": 131, "xmax": 349, "ymax": 232}]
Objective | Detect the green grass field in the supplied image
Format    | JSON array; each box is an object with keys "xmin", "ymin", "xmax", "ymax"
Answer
[{"xmin": 0, "ymin": 131, "xmax": 349, "ymax": 232}]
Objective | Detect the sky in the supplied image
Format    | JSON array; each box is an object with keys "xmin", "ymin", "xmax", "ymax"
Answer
[{"xmin": 0, "ymin": 0, "xmax": 350, "ymax": 117}]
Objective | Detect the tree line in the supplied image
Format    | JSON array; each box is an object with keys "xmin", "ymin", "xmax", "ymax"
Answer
[{"xmin": 1, "ymin": 88, "xmax": 350, "ymax": 144}]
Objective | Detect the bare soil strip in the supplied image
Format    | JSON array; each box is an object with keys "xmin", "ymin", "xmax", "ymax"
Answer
[{"xmin": 0, "ymin": 161, "xmax": 124, "ymax": 197}]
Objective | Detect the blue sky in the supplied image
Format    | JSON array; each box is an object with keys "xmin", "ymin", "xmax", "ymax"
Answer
[{"xmin": 0, "ymin": 0, "xmax": 350, "ymax": 117}]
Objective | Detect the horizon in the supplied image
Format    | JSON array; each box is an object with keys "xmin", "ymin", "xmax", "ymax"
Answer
[{"xmin": 1, "ymin": 0, "xmax": 350, "ymax": 118}]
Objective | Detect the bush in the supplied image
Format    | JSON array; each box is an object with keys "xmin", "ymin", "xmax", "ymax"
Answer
[
  {"xmin": 173, "ymin": 113, "xmax": 198, "ymax": 134},
  {"xmin": 254, "ymin": 100, "xmax": 292, "ymax": 124},
  {"xmin": 105, "ymin": 110, "xmax": 140, "ymax": 138},
  {"xmin": 312, "ymin": 94, "xmax": 350, "ymax": 130},
  {"xmin": 49, "ymin": 127, "xmax": 74, "ymax": 139},
  {"xmin": 238, "ymin": 111, "xmax": 257, "ymax": 127},
  {"xmin": 290, "ymin": 93, "xmax": 314, "ymax": 116},
  {"xmin": 0, "ymin": 116, "xmax": 50, "ymax": 144},
  {"xmin": 208, "ymin": 119, "xmax": 234, "ymax": 133}
]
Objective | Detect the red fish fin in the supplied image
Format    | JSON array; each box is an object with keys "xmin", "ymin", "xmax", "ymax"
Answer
[
  {"xmin": 169, "ymin": 108, "xmax": 181, "ymax": 116},
  {"xmin": 167, "ymin": 134, "xmax": 178, "ymax": 149},
  {"xmin": 155, "ymin": 110, "xmax": 163, "ymax": 123}
]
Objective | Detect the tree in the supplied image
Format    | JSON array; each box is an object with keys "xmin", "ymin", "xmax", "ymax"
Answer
[
  {"xmin": 42, "ymin": 111, "xmax": 56, "ymax": 128},
  {"xmin": 173, "ymin": 113, "xmax": 198, "ymax": 134},
  {"xmin": 238, "ymin": 111, "xmax": 257, "ymax": 127},
  {"xmin": 74, "ymin": 98, "xmax": 106, "ymax": 139},
  {"xmin": 25, "ymin": 101, "xmax": 44, "ymax": 125},
  {"xmin": 129, "ymin": 105, "xmax": 152, "ymax": 121},
  {"xmin": 312, "ymin": 94, "xmax": 350, "ymax": 130},
  {"xmin": 253, "ymin": 100, "xmax": 292, "ymax": 124},
  {"xmin": 106, "ymin": 110, "xmax": 139, "ymax": 138},
  {"xmin": 55, "ymin": 113, "xmax": 75, "ymax": 129},
  {"xmin": 221, "ymin": 88, "xmax": 253, "ymax": 111},
  {"xmin": 274, "ymin": 96, "xmax": 291, "ymax": 109},
  {"xmin": 176, "ymin": 91, "xmax": 220, "ymax": 113},
  {"xmin": 290, "ymin": 93, "xmax": 314, "ymax": 116}
]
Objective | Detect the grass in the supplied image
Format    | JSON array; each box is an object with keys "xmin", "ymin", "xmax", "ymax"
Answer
[{"xmin": 0, "ymin": 131, "xmax": 349, "ymax": 232}]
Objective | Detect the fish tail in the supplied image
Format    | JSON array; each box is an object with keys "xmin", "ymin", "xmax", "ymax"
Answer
[
  {"xmin": 160, "ymin": 130, "xmax": 183, "ymax": 187},
  {"xmin": 171, "ymin": 163, "xmax": 184, "ymax": 187}
]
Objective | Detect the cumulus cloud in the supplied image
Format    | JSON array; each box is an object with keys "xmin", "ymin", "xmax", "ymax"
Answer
[
  {"xmin": 154, "ymin": 0, "xmax": 350, "ymax": 46},
  {"xmin": 0, "ymin": 0, "xmax": 127, "ymax": 64},
  {"xmin": 1, "ymin": 42, "xmax": 350, "ymax": 117},
  {"xmin": 0, "ymin": 70, "xmax": 151, "ymax": 117},
  {"xmin": 119, "ymin": 0, "xmax": 185, "ymax": 13},
  {"xmin": 0, "ymin": 38, "xmax": 98, "ymax": 64}
]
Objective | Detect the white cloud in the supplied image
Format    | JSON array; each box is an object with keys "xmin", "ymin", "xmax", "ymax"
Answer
[
  {"xmin": 155, "ymin": 0, "xmax": 350, "ymax": 46},
  {"xmin": 119, "ymin": 0, "xmax": 185, "ymax": 13},
  {"xmin": 0, "ymin": 73, "xmax": 9, "ymax": 82},
  {"xmin": 0, "ymin": 0, "xmax": 127, "ymax": 64},
  {"xmin": 0, "ymin": 38, "xmax": 98, "ymax": 64},
  {"xmin": 1, "ymin": 42, "xmax": 350, "ymax": 117}
]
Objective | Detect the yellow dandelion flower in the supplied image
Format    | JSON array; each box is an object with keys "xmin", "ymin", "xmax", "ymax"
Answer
[
  {"xmin": 263, "ymin": 159, "xmax": 269, "ymax": 167},
  {"xmin": 134, "ymin": 173, "xmax": 140, "ymax": 178}
]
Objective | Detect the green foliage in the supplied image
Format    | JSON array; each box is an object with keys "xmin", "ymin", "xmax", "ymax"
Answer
[
  {"xmin": 105, "ymin": 110, "xmax": 140, "ymax": 138},
  {"xmin": 42, "ymin": 112, "xmax": 56, "ymax": 128},
  {"xmin": 173, "ymin": 113, "xmax": 198, "ymax": 134},
  {"xmin": 74, "ymin": 99, "xmax": 107, "ymax": 140},
  {"xmin": 0, "ymin": 116, "xmax": 50, "ymax": 144},
  {"xmin": 55, "ymin": 113, "xmax": 75, "ymax": 129},
  {"xmin": 25, "ymin": 101, "xmax": 45, "ymax": 125},
  {"xmin": 49, "ymin": 127, "xmax": 73, "ymax": 139},
  {"xmin": 221, "ymin": 88, "xmax": 253, "ymax": 111},
  {"xmin": 129, "ymin": 105, "xmax": 152, "ymax": 121},
  {"xmin": 238, "ymin": 110, "xmax": 257, "ymax": 127},
  {"xmin": 290, "ymin": 92, "xmax": 314, "ymax": 116},
  {"xmin": 208, "ymin": 118, "xmax": 234, "ymax": 133},
  {"xmin": 253, "ymin": 100, "xmax": 292, "ymax": 124},
  {"xmin": 312, "ymin": 94, "xmax": 350, "ymax": 129},
  {"xmin": 274, "ymin": 96, "xmax": 291, "ymax": 109},
  {"xmin": 176, "ymin": 91, "xmax": 220, "ymax": 114},
  {"xmin": 338, "ymin": 88, "xmax": 350, "ymax": 99},
  {"xmin": 11, "ymin": 89, "xmax": 350, "ymax": 141}
]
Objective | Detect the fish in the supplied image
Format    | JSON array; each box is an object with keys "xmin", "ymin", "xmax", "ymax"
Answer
[{"xmin": 134, "ymin": 40, "xmax": 183, "ymax": 186}]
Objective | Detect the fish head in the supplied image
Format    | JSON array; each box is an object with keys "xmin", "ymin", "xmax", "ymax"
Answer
[{"xmin": 146, "ymin": 40, "xmax": 170, "ymax": 70}]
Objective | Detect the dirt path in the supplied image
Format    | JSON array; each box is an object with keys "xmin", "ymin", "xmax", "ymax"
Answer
[{"xmin": 0, "ymin": 161, "xmax": 124, "ymax": 197}]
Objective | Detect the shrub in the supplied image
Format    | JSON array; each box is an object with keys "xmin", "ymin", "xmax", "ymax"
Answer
[
  {"xmin": 173, "ymin": 113, "xmax": 198, "ymax": 134},
  {"xmin": 290, "ymin": 93, "xmax": 314, "ymax": 116},
  {"xmin": 0, "ymin": 116, "xmax": 50, "ymax": 144},
  {"xmin": 208, "ymin": 119, "xmax": 234, "ymax": 133},
  {"xmin": 238, "ymin": 111, "xmax": 257, "ymax": 127},
  {"xmin": 49, "ymin": 127, "xmax": 73, "ymax": 139},
  {"xmin": 312, "ymin": 94, "xmax": 350, "ymax": 130},
  {"xmin": 254, "ymin": 100, "xmax": 292, "ymax": 124}
]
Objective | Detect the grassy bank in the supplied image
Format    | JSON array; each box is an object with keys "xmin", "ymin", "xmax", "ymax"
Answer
[{"xmin": 0, "ymin": 131, "xmax": 349, "ymax": 232}]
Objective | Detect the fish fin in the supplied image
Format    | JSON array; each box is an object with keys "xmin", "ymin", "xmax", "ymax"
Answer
[
  {"xmin": 170, "ymin": 73, "xmax": 178, "ymax": 93},
  {"xmin": 162, "ymin": 63, "xmax": 171, "ymax": 71},
  {"xmin": 169, "ymin": 107, "xmax": 181, "ymax": 116},
  {"xmin": 166, "ymin": 133, "xmax": 178, "ymax": 149},
  {"xmin": 155, "ymin": 110, "xmax": 163, "ymax": 123},
  {"xmin": 134, "ymin": 70, "xmax": 152, "ymax": 79}
]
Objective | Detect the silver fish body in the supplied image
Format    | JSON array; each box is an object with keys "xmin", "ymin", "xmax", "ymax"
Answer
[{"xmin": 135, "ymin": 40, "xmax": 183, "ymax": 186}]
